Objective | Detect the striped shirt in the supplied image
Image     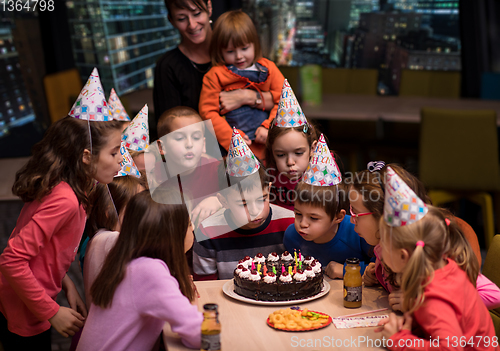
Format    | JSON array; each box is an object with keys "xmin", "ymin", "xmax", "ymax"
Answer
[{"xmin": 193, "ymin": 204, "xmax": 295, "ymax": 280}]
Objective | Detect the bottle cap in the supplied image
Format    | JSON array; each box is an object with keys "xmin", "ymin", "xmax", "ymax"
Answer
[
  {"xmin": 345, "ymin": 258, "xmax": 360, "ymax": 265},
  {"xmin": 203, "ymin": 303, "xmax": 218, "ymax": 311}
]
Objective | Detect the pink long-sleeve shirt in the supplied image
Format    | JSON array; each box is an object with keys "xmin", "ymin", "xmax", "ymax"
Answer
[
  {"xmin": 0, "ymin": 182, "xmax": 86, "ymax": 336},
  {"xmin": 77, "ymin": 257, "xmax": 203, "ymax": 351},
  {"xmin": 388, "ymin": 259, "xmax": 496, "ymax": 351}
]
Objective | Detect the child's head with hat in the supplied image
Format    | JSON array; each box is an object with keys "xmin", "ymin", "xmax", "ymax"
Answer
[
  {"xmin": 265, "ymin": 79, "xmax": 319, "ymax": 182},
  {"xmin": 217, "ymin": 128, "xmax": 271, "ymax": 229},
  {"xmin": 293, "ymin": 134, "xmax": 347, "ymax": 244}
]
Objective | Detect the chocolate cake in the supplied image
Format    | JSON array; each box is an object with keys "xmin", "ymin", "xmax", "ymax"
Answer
[{"xmin": 233, "ymin": 251, "xmax": 324, "ymax": 301}]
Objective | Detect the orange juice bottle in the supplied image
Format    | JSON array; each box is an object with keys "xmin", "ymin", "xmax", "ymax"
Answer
[
  {"xmin": 343, "ymin": 258, "xmax": 362, "ymax": 308},
  {"xmin": 201, "ymin": 303, "xmax": 221, "ymax": 351}
]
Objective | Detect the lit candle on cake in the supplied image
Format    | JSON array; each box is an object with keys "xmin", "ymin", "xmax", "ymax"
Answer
[
  {"xmin": 282, "ymin": 266, "xmax": 285, "ymax": 274},
  {"xmin": 299, "ymin": 250, "xmax": 302, "ymax": 261},
  {"xmin": 263, "ymin": 266, "xmax": 267, "ymax": 276},
  {"xmin": 288, "ymin": 266, "xmax": 292, "ymax": 275},
  {"xmin": 257, "ymin": 263, "xmax": 261, "ymax": 273},
  {"xmin": 294, "ymin": 249, "xmax": 297, "ymax": 265},
  {"xmin": 293, "ymin": 265, "xmax": 297, "ymax": 274},
  {"xmin": 273, "ymin": 266, "xmax": 277, "ymax": 275},
  {"xmin": 251, "ymin": 261, "xmax": 255, "ymax": 271}
]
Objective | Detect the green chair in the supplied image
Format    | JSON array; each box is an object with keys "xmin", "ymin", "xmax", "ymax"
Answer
[
  {"xmin": 419, "ymin": 107, "xmax": 500, "ymax": 248},
  {"xmin": 481, "ymin": 234, "xmax": 500, "ymax": 336},
  {"xmin": 399, "ymin": 70, "xmax": 461, "ymax": 98},
  {"xmin": 321, "ymin": 68, "xmax": 378, "ymax": 95},
  {"xmin": 43, "ymin": 68, "xmax": 83, "ymax": 123}
]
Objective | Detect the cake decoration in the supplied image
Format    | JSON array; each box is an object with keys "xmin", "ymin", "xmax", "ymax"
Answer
[{"xmin": 233, "ymin": 251, "xmax": 323, "ymax": 301}]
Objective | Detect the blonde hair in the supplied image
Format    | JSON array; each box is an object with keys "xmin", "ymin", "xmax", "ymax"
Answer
[
  {"xmin": 379, "ymin": 205, "xmax": 478, "ymax": 314},
  {"xmin": 209, "ymin": 10, "xmax": 262, "ymax": 66}
]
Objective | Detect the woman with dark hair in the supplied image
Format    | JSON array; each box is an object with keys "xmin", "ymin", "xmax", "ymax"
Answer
[{"xmin": 153, "ymin": 0, "xmax": 275, "ymax": 127}]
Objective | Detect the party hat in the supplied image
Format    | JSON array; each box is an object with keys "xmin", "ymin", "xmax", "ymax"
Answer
[
  {"xmin": 226, "ymin": 128, "xmax": 260, "ymax": 177},
  {"xmin": 302, "ymin": 134, "xmax": 341, "ymax": 186},
  {"xmin": 116, "ymin": 142, "xmax": 141, "ymax": 178},
  {"xmin": 383, "ymin": 166, "xmax": 428, "ymax": 226},
  {"xmin": 274, "ymin": 79, "xmax": 308, "ymax": 128},
  {"xmin": 108, "ymin": 88, "xmax": 130, "ymax": 121},
  {"xmin": 122, "ymin": 104, "xmax": 149, "ymax": 151},
  {"xmin": 68, "ymin": 67, "xmax": 113, "ymax": 121}
]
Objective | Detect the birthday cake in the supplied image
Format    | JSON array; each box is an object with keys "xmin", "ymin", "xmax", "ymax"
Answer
[{"xmin": 233, "ymin": 251, "xmax": 324, "ymax": 302}]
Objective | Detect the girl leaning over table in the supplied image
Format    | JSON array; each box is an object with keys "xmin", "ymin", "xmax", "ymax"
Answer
[
  {"xmin": 374, "ymin": 168, "xmax": 496, "ymax": 351},
  {"xmin": 349, "ymin": 162, "xmax": 500, "ymax": 311},
  {"xmin": 77, "ymin": 189, "xmax": 202, "ymax": 351},
  {"xmin": 0, "ymin": 116, "xmax": 124, "ymax": 351}
]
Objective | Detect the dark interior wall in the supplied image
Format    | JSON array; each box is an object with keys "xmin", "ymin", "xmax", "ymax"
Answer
[
  {"xmin": 459, "ymin": 0, "xmax": 500, "ymax": 97},
  {"xmin": 39, "ymin": 0, "xmax": 74, "ymax": 74},
  {"xmin": 211, "ymin": 0, "xmax": 242, "ymax": 22}
]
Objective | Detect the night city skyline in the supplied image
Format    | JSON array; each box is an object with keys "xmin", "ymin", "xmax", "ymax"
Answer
[{"xmin": 243, "ymin": 0, "xmax": 461, "ymax": 94}]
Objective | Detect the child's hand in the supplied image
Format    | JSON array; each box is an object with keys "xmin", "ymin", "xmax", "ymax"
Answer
[
  {"xmin": 254, "ymin": 127, "xmax": 268, "ymax": 144},
  {"xmin": 375, "ymin": 312, "xmax": 403, "ymax": 339},
  {"xmin": 192, "ymin": 196, "xmax": 222, "ymax": 228},
  {"xmin": 388, "ymin": 290, "xmax": 404, "ymax": 312},
  {"xmin": 219, "ymin": 90, "xmax": 246, "ymax": 114},
  {"xmin": 62, "ymin": 274, "xmax": 88, "ymax": 318},
  {"xmin": 241, "ymin": 132, "xmax": 252, "ymax": 146},
  {"xmin": 48, "ymin": 306, "xmax": 85, "ymax": 337},
  {"xmin": 362, "ymin": 262, "xmax": 378, "ymax": 286},
  {"xmin": 324, "ymin": 261, "xmax": 344, "ymax": 279}
]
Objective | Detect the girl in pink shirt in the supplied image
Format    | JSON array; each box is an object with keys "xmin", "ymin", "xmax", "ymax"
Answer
[
  {"xmin": 0, "ymin": 116, "xmax": 123, "ymax": 350},
  {"xmin": 77, "ymin": 189, "xmax": 202, "ymax": 351},
  {"xmin": 376, "ymin": 205, "xmax": 496, "ymax": 351}
]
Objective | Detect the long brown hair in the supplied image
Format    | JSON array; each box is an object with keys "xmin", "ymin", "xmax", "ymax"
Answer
[
  {"xmin": 91, "ymin": 189, "xmax": 194, "ymax": 308},
  {"xmin": 379, "ymin": 206, "xmax": 478, "ymax": 314},
  {"xmin": 87, "ymin": 176, "xmax": 146, "ymax": 236},
  {"xmin": 210, "ymin": 10, "xmax": 262, "ymax": 66},
  {"xmin": 265, "ymin": 121, "xmax": 319, "ymax": 171},
  {"xmin": 12, "ymin": 116, "xmax": 123, "ymax": 211}
]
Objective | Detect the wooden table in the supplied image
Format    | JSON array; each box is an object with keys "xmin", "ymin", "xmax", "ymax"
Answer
[
  {"xmin": 123, "ymin": 88, "xmax": 500, "ymax": 125},
  {"xmin": 163, "ymin": 279, "xmax": 390, "ymax": 351},
  {"xmin": 302, "ymin": 94, "xmax": 500, "ymax": 125}
]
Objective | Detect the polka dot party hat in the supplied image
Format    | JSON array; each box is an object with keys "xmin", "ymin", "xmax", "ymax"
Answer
[
  {"xmin": 274, "ymin": 79, "xmax": 308, "ymax": 128},
  {"xmin": 108, "ymin": 88, "xmax": 130, "ymax": 121},
  {"xmin": 68, "ymin": 67, "xmax": 113, "ymax": 121},
  {"xmin": 226, "ymin": 128, "xmax": 260, "ymax": 177},
  {"xmin": 115, "ymin": 142, "xmax": 141, "ymax": 178},
  {"xmin": 122, "ymin": 104, "xmax": 149, "ymax": 152},
  {"xmin": 383, "ymin": 166, "xmax": 428, "ymax": 227},
  {"xmin": 302, "ymin": 134, "xmax": 341, "ymax": 186}
]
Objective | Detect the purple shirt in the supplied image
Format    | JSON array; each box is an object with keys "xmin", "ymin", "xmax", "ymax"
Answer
[{"xmin": 77, "ymin": 257, "xmax": 202, "ymax": 350}]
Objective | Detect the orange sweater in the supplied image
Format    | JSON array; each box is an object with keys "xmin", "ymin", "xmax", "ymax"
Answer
[{"xmin": 199, "ymin": 58, "xmax": 285, "ymax": 159}]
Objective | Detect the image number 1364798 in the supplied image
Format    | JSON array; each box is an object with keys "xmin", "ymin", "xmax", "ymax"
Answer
[{"xmin": 1, "ymin": 0, "xmax": 54, "ymax": 11}]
